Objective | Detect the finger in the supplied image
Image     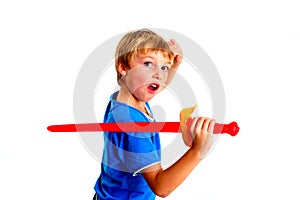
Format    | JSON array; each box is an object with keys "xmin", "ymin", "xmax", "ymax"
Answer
[
  {"xmin": 208, "ymin": 119, "xmax": 216, "ymax": 133},
  {"xmin": 175, "ymin": 54, "xmax": 182, "ymax": 62},
  {"xmin": 189, "ymin": 117, "xmax": 199, "ymax": 139},
  {"xmin": 202, "ymin": 118, "xmax": 212, "ymax": 132},
  {"xmin": 169, "ymin": 38, "xmax": 176, "ymax": 45},
  {"xmin": 194, "ymin": 117, "xmax": 206, "ymax": 135},
  {"xmin": 200, "ymin": 119, "xmax": 214, "ymax": 155},
  {"xmin": 205, "ymin": 120, "xmax": 215, "ymax": 145}
]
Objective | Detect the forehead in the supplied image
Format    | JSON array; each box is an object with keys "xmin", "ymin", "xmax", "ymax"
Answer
[{"xmin": 133, "ymin": 49, "xmax": 173, "ymax": 62}]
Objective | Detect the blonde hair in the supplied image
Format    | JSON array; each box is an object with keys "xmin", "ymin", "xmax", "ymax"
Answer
[{"xmin": 115, "ymin": 29, "xmax": 174, "ymax": 83}]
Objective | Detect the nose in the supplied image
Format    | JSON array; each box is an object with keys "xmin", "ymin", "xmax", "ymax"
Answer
[{"xmin": 152, "ymin": 66, "xmax": 163, "ymax": 80}]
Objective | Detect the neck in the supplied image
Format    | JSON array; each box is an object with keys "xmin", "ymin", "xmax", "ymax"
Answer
[{"xmin": 116, "ymin": 88, "xmax": 146, "ymax": 113}]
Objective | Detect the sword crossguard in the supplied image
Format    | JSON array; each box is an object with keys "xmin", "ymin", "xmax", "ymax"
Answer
[{"xmin": 180, "ymin": 105, "xmax": 197, "ymax": 147}]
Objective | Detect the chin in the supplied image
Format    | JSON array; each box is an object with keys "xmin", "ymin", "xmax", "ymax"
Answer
[{"xmin": 139, "ymin": 93, "xmax": 157, "ymax": 103}]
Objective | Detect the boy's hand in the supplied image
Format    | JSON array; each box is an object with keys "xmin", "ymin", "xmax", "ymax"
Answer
[
  {"xmin": 165, "ymin": 39, "xmax": 182, "ymax": 85},
  {"xmin": 168, "ymin": 39, "xmax": 183, "ymax": 68},
  {"xmin": 189, "ymin": 117, "xmax": 215, "ymax": 159}
]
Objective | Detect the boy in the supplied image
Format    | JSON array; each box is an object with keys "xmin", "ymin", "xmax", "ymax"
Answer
[{"xmin": 93, "ymin": 29, "xmax": 215, "ymax": 199}]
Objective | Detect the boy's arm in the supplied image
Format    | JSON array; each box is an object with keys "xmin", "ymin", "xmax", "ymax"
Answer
[
  {"xmin": 165, "ymin": 39, "xmax": 183, "ymax": 85},
  {"xmin": 142, "ymin": 117, "xmax": 215, "ymax": 198}
]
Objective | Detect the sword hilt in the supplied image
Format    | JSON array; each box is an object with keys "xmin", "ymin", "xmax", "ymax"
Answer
[{"xmin": 180, "ymin": 106, "xmax": 239, "ymax": 147}]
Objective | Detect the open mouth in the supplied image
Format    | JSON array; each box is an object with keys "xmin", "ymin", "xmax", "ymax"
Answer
[{"xmin": 147, "ymin": 83, "xmax": 160, "ymax": 92}]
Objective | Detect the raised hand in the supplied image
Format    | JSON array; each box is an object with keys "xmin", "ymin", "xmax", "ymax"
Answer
[{"xmin": 168, "ymin": 39, "xmax": 183, "ymax": 67}]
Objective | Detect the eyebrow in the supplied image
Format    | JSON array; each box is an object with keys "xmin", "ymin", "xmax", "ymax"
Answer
[{"xmin": 139, "ymin": 55, "xmax": 172, "ymax": 65}]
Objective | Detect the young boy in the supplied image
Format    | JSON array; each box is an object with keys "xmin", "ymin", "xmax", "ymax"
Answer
[{"xmin": 93, "ymin": 29, "xmax": 215, "ymax": 199}]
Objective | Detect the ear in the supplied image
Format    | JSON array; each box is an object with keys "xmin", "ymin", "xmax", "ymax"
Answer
[{"xmin": 117, "ymin": 63, "xmax": 127, "ymax": 76}]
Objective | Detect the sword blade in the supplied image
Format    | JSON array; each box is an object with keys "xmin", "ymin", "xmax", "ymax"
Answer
[{"xmin": 47, "ymin": 122, "xmax": 181, "ymax": 133}]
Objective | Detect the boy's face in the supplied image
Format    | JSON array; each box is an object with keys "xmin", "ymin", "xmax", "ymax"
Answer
[{"xmin": 123, "ymin": 50, "xmax": 172, "ymax": 102}]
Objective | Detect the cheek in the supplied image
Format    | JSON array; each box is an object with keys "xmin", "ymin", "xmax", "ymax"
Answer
[
  {"xmin": 162, "ymin": 72, "xmax": 169, "ymax": 81},
  {"xmin": 129, "ymin": 69, "xmax": 149, "ymax": 82},
  {"xmin": 127, "ymin": 73, "xmax": 148, "ymax": 91}
]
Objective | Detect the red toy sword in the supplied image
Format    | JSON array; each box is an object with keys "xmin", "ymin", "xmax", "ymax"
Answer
[
  {"xmin": 47, "ymin": 121, "xmax": 239, "ymax": 135},
  {"xmin": 47, "ymin": 106, "xmax": 239, "ymax": 146}
]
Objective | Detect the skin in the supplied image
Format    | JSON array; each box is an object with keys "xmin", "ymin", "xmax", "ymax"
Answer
[{"xmin": 117, "ymin": 39, "xmax": 215, "ymax": 198}]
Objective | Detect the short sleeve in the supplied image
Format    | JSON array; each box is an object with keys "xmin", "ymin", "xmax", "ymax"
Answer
[
  {"xmin": 101, "ymin": 98, "xmax": 161, "ymax": 175},
  {"xmin": 118, "ymin": 131, "xmax": 161, "ymax": 175}
]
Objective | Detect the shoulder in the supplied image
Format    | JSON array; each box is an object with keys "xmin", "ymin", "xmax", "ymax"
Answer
[{"xmin": 104, "ymin": 92, "xmax": 151, "ymax": 123}]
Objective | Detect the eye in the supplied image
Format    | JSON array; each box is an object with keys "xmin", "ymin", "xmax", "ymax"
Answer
[
  {"xmin": 160, "ymin": 66, "xmax": 170, "ymax": 71},
  {"xmin": 143, "ymin": 61, "xmax": 154, "ymax": 68}
]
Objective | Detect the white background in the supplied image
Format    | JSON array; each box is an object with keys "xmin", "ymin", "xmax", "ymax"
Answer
[{"xmin": 1, "ymin": 0, "xmax": 299, "ymax": 199}]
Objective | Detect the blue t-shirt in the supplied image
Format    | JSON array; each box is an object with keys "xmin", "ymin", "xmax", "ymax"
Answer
[{"xmin": 94, "ymin": 92, "xmax": 161, "ymax": 199}]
